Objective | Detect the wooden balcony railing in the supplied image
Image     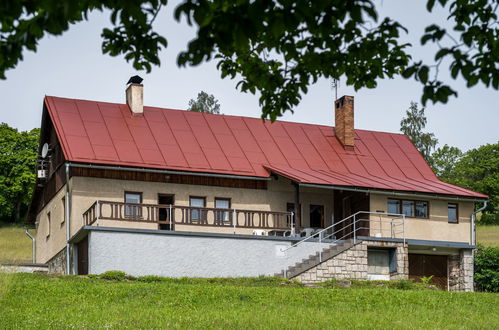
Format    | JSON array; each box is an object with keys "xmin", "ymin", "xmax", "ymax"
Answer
[{"xmin": 83, "ymin": 200, "xmax": 293, "ymax": 230}]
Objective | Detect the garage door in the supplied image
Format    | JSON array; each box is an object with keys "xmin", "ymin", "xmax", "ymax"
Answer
[{"xmin": 409, "ymin": 254, "xmax": 448, "ymax": 290}]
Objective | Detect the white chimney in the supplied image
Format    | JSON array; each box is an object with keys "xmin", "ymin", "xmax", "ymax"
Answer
[{"xmin": 126, "ymin": 83, "xmax": 143, "ymax": 115}]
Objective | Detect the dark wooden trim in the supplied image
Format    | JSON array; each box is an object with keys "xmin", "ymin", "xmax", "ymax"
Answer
[
  {"xmin": 158, "ymin": 193, "xmax": 175, "ymax": 204},
  {"xmin": 293, "ymin": 182, "xmax": 301, "ymax": 228},
  {"xmin": 70, "ymin": 166, "xmax": 267, "ymax": 190},
  {"xmin": 447, "ymin": 203, "xmax": 459, "ymax": 223}
]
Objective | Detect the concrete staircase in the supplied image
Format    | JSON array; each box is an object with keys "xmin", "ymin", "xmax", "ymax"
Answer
[{"xmin": 277, "ymin": 239, "xmax": 356, "ymax": 278}]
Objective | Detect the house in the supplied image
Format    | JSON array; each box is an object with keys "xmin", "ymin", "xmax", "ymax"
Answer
[{"xmin": 27, "ymin": 82, "xmax": 488, "ymax": 291}]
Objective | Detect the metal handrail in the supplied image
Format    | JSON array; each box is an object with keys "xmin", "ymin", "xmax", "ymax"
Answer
[{"xmin": 283, "ymin": 211, "xmax": 404, "ymax": 252}]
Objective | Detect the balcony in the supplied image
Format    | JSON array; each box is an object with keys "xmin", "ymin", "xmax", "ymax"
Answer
[{"xmin": 83, "ymin": 201, "xmax": 293, "ymax": 234}]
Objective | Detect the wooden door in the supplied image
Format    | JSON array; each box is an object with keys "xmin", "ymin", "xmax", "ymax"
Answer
[
  {"xmin": 77, "ymin": 236, "xmax": 88, "ymax": 275},
  {"xmin": 309, "ymin": 205, "xmax": 324, "ymax": 228},
  {"xmin": 158, "ymin": 194, "xmax": 174, "ymax": 230},
  {"xmin": 409, "ymin": 254, "xmax": 448, "ymax": 290}
]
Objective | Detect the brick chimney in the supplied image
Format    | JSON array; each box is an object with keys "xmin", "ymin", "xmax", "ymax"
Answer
[
  {"xmin": 335, "ymin": 95, "xmax": 355, "ymax": 150},
  {"xmin": 126, "ymin": 83, "xmax": 143, "ymax": 115}
]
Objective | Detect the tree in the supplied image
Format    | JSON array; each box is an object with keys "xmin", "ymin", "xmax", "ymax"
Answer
[
  {"xmin": 0, "ymin": 1, "xmax": 498, "ymax": 120},
  {"xmin": 427, "ymin": 144, "xmax": 463, "ymax": 182},
  {"xmin": 188, "ymin": 91, "xmax": 221, "ymax": 114},
  {"xmin": 0, "ymin": 123, "xmax": 39, "ymax": 223},
  {"xmin": 450, "ymin": 143, "xmax": 499, "ymax": 221},
  {"xmin": 400, "ymin": 102, "xmax": 438, "ymax": 160}
]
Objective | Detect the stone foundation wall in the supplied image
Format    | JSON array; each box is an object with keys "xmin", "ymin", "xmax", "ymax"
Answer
[
  {"xmin": 294, "ymin": 240, "xmax": 408, "ymax": 284},
  {"xmin": 448, "ymin": 249, "xmax": 474, "ymax": 292},
  {"xmin": 47, "ymin": 248, "xmax": 66, "ymax": 274}
]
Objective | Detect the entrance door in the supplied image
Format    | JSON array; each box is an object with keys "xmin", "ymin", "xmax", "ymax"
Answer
[
  {"xmin": 309, "ymin": 205, "xmax": 324, "ymax": 228},
  {"xmin": 77, "ymin": 236, "xmax": 88, "ymax": 275},
  {"xmin": 158, "ymin": 194, "xmax": 174, "ymax": 230},
  {"xmin": 409, "ymin": 254, "xmax": 448, "ymax": 290}
]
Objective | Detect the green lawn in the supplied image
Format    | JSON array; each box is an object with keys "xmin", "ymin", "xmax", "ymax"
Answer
[
  {"xmin": 0, "ymin": 225, "xmax": 33, "ymax": 263},
  {"xmin": 0, "ymin": 273, "xmax": 498, "ymax": 329},
  {"xmin": 477, "ymin": 225, "xmax": 499, "ymax": 247}
]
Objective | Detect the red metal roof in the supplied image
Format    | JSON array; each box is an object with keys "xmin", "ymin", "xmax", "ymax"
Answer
[{"xmin": 44, "ymin": 96, "xmax": 487, "ymax": 199}]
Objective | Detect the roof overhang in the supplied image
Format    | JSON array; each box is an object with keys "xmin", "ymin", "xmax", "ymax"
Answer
[{"xmin": 298, "ymin": 182, "xmax": 488, "ymax": 203}]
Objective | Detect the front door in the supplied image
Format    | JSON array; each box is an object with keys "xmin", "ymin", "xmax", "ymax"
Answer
[
  {"xmin": 77, "ymin": 236, "xmax": 88, "ymax": 275},
  {"xmin": 158, "ymin": 194, "xmax": 174, "ymax": 230},
  {"xmin": 310, "ymin": 205, "xmax": 324, "ymax": 228},
  {"xmin": 409, "ymin": 254, "xmax": 448, "ymax": 290}
]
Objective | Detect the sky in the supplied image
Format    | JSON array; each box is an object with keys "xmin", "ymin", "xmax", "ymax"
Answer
[{"xmin": 0, "ymin": 1, "xmax": 497, "ymax": 152}]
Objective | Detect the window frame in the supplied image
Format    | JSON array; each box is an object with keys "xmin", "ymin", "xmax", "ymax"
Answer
[
  {"xmin": 448, "ymin": 203, "xmax": 459, "ymax": 224},
  {"xmin": 214, "ymin": 197, "xmax": 231, "ymax": 223},
  {"xmin": 61, "ymin": 196, "xmax": 66, "ymax": 226},
  {"xmin": 46, "ymin": 211, "xmax": 51, "ymax": 239},
  {"xmin": 189, "ymin": 196, "xmax": 207, "ymax": 222},
  {"xmin": 124, "ymin": 191, "xmax": 143, "ymax": 218},
  {"xmin": 387, "ymin": 198, "xmax": 429, "ymax": 219}
]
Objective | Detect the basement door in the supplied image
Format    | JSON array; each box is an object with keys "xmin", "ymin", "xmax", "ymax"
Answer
[
  {"xmin": 77, "ymin": 236, "xmax": 89, "ymax": 275},
  {"xmin": 409, "ymin": 254, "xmax": 448, "ymax": 290}
]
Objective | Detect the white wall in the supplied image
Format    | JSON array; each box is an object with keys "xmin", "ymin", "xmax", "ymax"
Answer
[{"xmin": 87, "ymin": 229, "xmax": 330, "ymax": 277}]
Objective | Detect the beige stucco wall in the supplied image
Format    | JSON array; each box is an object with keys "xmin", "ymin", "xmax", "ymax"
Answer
[
  {"xmin": 68, "ymin": 176, "xmax": 334, "ymax": 236},
  {"xmin": 36, "ymin": 174, "xmax": 475, "ymax": 263},
  {"xmin": 369, "ymin": 194, "xmax": 473, "ymax": 243},
  {"xmin": 35, "ymin": 184, "xmax": 67, "ymax": 263}
]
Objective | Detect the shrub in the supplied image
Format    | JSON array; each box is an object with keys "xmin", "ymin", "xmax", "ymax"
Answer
[
  {"xmin": 99, "ymin": 271, "xmax": 131, "ymax": 281},
  {"xmin": 474, "ymin": 244, "xmax": 499, "ymax": 292}
]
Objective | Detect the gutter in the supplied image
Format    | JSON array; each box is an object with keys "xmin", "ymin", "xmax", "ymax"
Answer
[
  {"xmin": 24, "ymin": 228, "xmax": 36, "ymax": 263},
  {"xmin": 298, "ymin": 183, "xmax": 487, "ymax": 203},
  {"xmin": 471, "ymin": 200, "xmax": 488, "ymax": 246},
  {"xmin": 65, "ymin": 163, "xmax": 71, "ymax": 274},
  {"xmin": 67, "ymin": 162, "xmax": 271, "ymax": 181}
]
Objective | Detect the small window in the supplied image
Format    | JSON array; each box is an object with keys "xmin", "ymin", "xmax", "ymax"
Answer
[
  {"xmin": 215, "ymin": 198, "xmax": 231, "ymax": 223},
  {"xmin": 402, "ymin": 200, "xmax": 414, "ymax": 217},
  {"xmin": 448, "ymin": 203, "xmax": 458, "ymax": 223},
  {"xmin": 61, "ymin": 196, "xmax": 66, "ymax": 225},
  {"xmin": 189, "ymin": 196, "xmax": 206, "ymax": 221},
  {"xmin": 46, "ymin": 212, "xmax": 51, "ymax": 238},
  {"xmin": 415, "ymin": 201, "xmax": 428, "ymax": 218},
  {"xmin": 387, "ymin": 199, "xmax": 400, "ymax": 214},
  {"xmin": 124, "ymin": 192, "xmax": 142, "ymax": 218}
]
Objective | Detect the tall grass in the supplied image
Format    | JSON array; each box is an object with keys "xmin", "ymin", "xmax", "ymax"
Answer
[
  {"xmin": 0, "ymin": 225, "xmax": 33, "ymax": 263},
  {"xmin": 477, "ymin": 225, "xmax": 499, "ymax": 247}
]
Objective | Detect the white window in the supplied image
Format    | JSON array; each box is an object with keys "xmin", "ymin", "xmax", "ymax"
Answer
[
  {"xmin": 215, "ymin": 198, "xmax": 231, "ymax": 223},
  {"xmin": 125, "ymin": 192, "xmax": 142, "ymax": 217},
  {"xmin": 189, "ymin": 197, "xmax": 206, "ymax": 221}
]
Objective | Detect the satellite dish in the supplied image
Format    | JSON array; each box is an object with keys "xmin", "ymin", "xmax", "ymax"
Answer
[{"xmin": 41, "ymin": 143, "xmax": 50, "ymax": 158}]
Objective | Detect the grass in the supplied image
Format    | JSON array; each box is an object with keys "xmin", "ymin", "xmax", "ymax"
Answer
[
  {"xmin": 0, "ymin": 225, "xmax": 34, "ymax": 263},
  {"xmin": 0, "ymin": 273, "xmax": 498, "ymax": 329},
  {"xmin": 477, "ymin": 225, "xmax": 499, "ymax": 247}
]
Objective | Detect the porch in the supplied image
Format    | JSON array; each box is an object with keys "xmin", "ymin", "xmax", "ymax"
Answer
[{"xmin": 83, "ymin": 200, "xmax": 294, "ymax": 235}]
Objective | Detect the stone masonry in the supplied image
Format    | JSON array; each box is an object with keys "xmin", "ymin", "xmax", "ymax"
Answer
[
  {"xmin": 47, "ymin": 247, "xmax": 66, "ymax": 274},
  {"xmin": 294, "ymin": 240, "xmax": 408, "ymax": 284},
  {"xmin": 449, "ymin": 249, "xmax": 474, "ymax": 292}
]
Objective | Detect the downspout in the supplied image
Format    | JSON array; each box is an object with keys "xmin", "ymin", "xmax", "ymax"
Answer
[
  {"xmin": 24, "ymin": 228, "xmax": 35, "ymax": 263},
  {"xmin": 65, "ymin": 163, "xmax": 71, "ymax": 274},
  {"xmin": 471, "ymin": 201, "xmax": 487, "ymax": 246}
]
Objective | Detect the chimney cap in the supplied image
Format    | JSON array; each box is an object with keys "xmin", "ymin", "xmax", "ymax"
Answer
[{"xmin": 127, "ymin": 75, "xmax": 143, "ymax": 85}]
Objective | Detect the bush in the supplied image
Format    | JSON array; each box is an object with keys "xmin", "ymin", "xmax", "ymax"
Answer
[
  {"xmin": 474, "ymin": 244, "xmax": 499, "ymax": 292},
  {"xmin": 478, "ymin": 213, "xmax": 499, "ymax": 226},
  {"xmin": 98, "ymin": 271, "xmax": 133, "ymax": 281}
]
